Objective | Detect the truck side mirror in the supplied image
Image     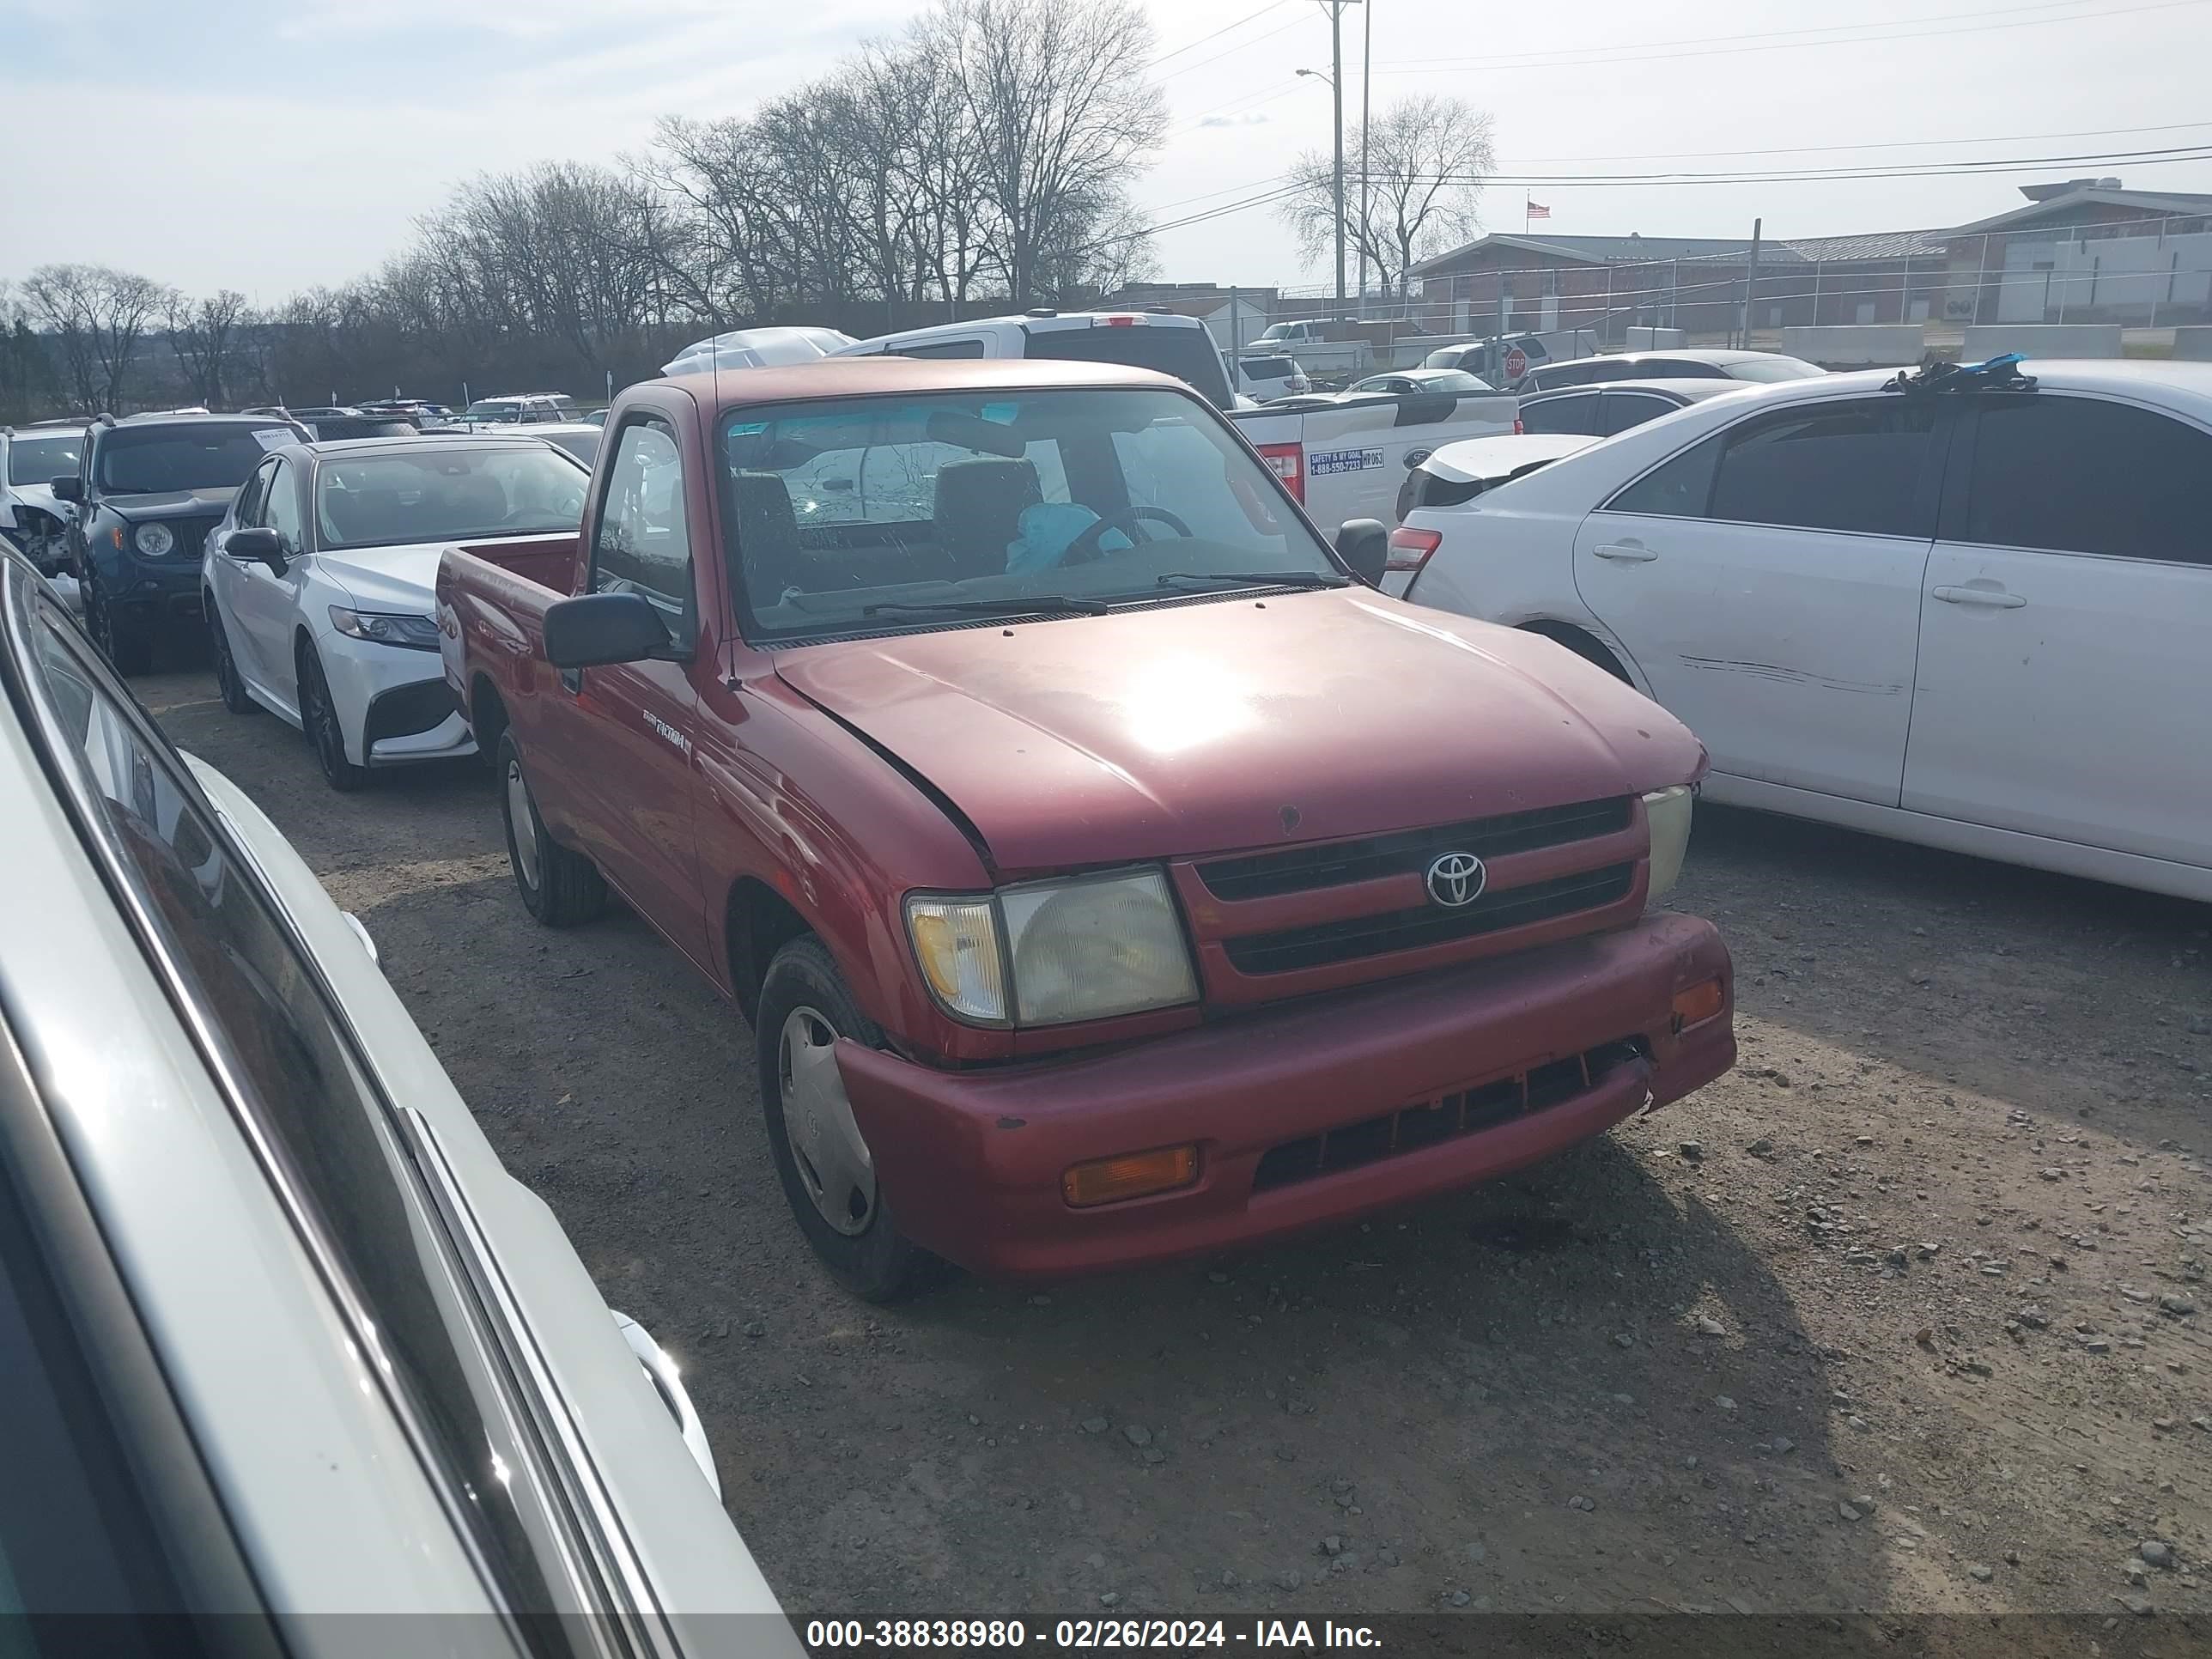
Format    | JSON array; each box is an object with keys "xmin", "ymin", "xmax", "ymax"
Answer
[
  {"xmin": 544, "ymin": 591, "xmax": 678, "ymax": 669},
  {"xmin": 51, "ymin": 477, "xmax": 83, "ymax": 504},
  {"xmin": 1334, "ymin": 519, "xmax": 1389, "ymax": 587}
]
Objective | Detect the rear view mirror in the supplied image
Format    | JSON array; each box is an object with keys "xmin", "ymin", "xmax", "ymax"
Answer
[
  {"xmin": 544, "ymin": 591, "xmax": 678, "ymax": 669},
  {"xmin": 226, "ymin": 526, "xmax": 287, "ymax": 575},
  {"xmin": 51, "ymin": 477, "xmax": 83, "ymax": 504},
  {"xmin": 1334, "ymin": 519, "xmax": 1389, "ymax": 586}
]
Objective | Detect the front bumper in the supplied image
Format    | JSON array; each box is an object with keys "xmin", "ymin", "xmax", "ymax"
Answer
[
  {"xmin": 837, "ymin": 910, "xmax": 1734, "ymax": 1279},
  {"xmin": 320, "ymin": 636, "xmax": 477, "ymax": 768},
  {"xmin": 106, "ymin": 565, "xmax": 204, "ymax": 635}
]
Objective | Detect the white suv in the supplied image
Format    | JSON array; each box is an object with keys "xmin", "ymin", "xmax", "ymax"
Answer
[
  {"xmin": 0, "ymin": 422, "xmax": 86, "ymax": 587},
  {"xmin": 838, "ymin": 309, "xmax": 1237, "ymax": 408},
  {"xmin": 0, "ymin": 549, "xmax": 793, "ymax": 1646}
]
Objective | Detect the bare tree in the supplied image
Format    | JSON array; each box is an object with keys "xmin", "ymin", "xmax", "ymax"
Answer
[
  {"xmin": 167, "ymin": 289, "xmax": 252, "ymax": 408},
  {"xmin": 1278, "ymin": 95, "xmax": 1495, "ymax": 300},
  {"xmin": 0, "ymin": 283, "xmax": 60, "ymax": 425},
  {"xmin": 21, "ymin": 264, "xmax": 173, "ymax": 412},
  {"xmin": 930, "ymin": 0, "xmax": 1166, "ymax": 305}
]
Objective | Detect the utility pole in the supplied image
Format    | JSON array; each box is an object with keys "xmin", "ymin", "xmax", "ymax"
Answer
[
  {"xmin": 1738, "ymin": 217, "xmax": 1763, "ymax": 349},
  {"xmin": 1328, "ymin": 2, "xmax": 1349, "ymax": 315},
  {"xmin": 1358, "ymin": 0, "xmax": 1370, "ymax": 319}
]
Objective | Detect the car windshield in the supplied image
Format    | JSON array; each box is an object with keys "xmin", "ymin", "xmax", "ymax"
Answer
[
  {"xmin": 1725, "ymin": 356, "xmax": 1827, "ymax": 382},
  {"xmin": 1240, "ymin": 357, "xmax": 1293, "ymax": 379},
  {"xmin": 1417, "ymin": 370, "xmax": 1490, "ymax": 392},
  {"xmin": 315, "ymin": 445, "xmax": 588, "ymax": 550},
  {"xmin": 94, "ymin": 425, "xmax": 293, "ymax": 493},
  {"xmin": 463, "ymin": 400, "xmax": 523, "ymax": 421},
  {"xmin": 8, "ymin": 434, "xmax": 82, "ymax": 485},
  {"xmin": 721, "ymin": 386, "xmax": 1337, "ymax": 642}
]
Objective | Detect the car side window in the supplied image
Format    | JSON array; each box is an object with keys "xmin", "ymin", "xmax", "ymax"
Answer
[
  {"xmin": 592, "ymin": 416, "xmax": 695, "ymax": 647},
  {"xmin": 1606, "ymin": 431, "xmax": 1724, "ymax": 519},
  {"xmin": 1600, "ymin": 392, "xmax": 1680, "ymax": 437},
  {"xmin": 1964, "ymin": 394, "xmax": 2212, "ymax": 565},
  {"xmin": 1707, "ymin": 398, "xmax": 1939, "ymax": 538},
  {"xmin": 1521, "ymin": 392, "xmax": 1602, "ymax": 436},
  {"xmin": 232, "ymin": 462, "xmax": 272, "ymax": 529},
  {"xmin": 15, "ymin": 597, "xmax": 580, "ymax": 1621},
  {"xmin": 264, "ymin": 459, "xmax": 304, "ymax": 551},
  {"xmin": 899, "ymin": 339, "xmax": 988, "ymax": 359}
]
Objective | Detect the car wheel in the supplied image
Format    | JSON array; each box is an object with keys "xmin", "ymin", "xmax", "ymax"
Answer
[
  {"xmin": 85, "ymin": 580, "xmax": 153, "ymax": 676},
  {"xmin": 207, "ymin": 598, "xmax": 256, "ymax": 716},
  {"xmin": 756, "ymin": 936, "xmax": 937, "ymax": 1303},
  {"xmin": 496, "ymin": 731, "xmax": 605, "ymax": 926},
  {"xmin": 296, "ymin": 641, "xmax": 369, "ymax": 792}
]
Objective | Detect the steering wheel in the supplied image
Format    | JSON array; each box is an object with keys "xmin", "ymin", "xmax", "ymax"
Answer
[{"xmin": 1062, "ymin": 504, "xmax": 1194, "ymax": 565}]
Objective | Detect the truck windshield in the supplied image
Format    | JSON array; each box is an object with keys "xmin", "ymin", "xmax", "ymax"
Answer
[
  {"xmin": 94, "ymin": 425, "xmax": 294, "ymax": 494},
  {"xmin": 720, "ymin": 386, "xmax": 1338, "ymax": 643},
  {"xmin": 315, "ymin": 445, "xmax": 588, "ymax": 550}
]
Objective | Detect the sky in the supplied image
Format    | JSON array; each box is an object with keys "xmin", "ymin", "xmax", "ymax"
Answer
[{"xmin": 3, "ymin": 0, "xmax": 2209, "ymax": 304}]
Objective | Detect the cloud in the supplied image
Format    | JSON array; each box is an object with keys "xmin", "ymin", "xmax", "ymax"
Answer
[{"xmin": 1198, "ymin": 112, "xmax": 1271, "ymax": 128}]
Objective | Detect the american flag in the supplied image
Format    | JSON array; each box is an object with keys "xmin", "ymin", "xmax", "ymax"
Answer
[{"xmin": 1526, "ymin": 199, "xmax": 1553, "ymax": 221}]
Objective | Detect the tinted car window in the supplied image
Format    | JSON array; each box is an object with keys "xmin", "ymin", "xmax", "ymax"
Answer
[
  {"xmin": 231, "ymin": 460, "xmax": 275, "ymax": 529},
  {"xmin": 1709, "ymin": 399, "xmax": 1937, "ymax": 537},
  {"xmin": 265, "ymin": 460, "xmax": 305, "ymax": 551},
  {"xmin": 1520, "ymin": 392, "xmax": 1603, "ymax": 436},
  {"xmin": 17, "ymin": 598, "xmax": 582, "ymax": 1632},
  {"xmin": 592, "ymin": 417, "xmax": 694, "ymax": 644},
  {"xmin": 1965, "ymin": 395, "xmax": 2212, "ymax": 564},
  {"xmin": 1607, "ymin": 431, "xmax": 1723, "ymax": 519},
  {"xmin": 1635, "ymin": 359, "xmax": 1729, "ymax": 380},
  {"xmin": 1600, "ymin": 391, "xmax": 1682, "ymax": 436},
  {"xmin": 1531, "ymin": 360, "xmax": 1624, "ymax": 390},
  {"xmin": 1023, "ymin": 323, "xmax": 1236, "ymax": 410},
  {"xmin": 94, "ymin": 426, "xmax": 293, "ymax": 494},
  {"xmin": 896, "ymin": 339, "xmax": 988, "ymax": 360},
  {"xmin": 316, "ymin": 447, "xmax": 586, "ymax": 550}
]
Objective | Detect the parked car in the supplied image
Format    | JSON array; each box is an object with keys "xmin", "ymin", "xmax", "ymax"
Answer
[
  {"xmin": 1230, "ymin": 378, "xmax": 1521, "ymax": 528},
  {"xmin": 1386, "ymin": 433, "xmax": 1599, "ymax": 589},
  {"xmin": 1396, "ymin": 359, "xmax": 2212, "ymax": 900},
  {"xmin": 661, "ymin": 325, "xmax": 856, "ymax": 377},
  {"xmin": 1425, "ymin": 330, "xmax": 1600, "ymax": 382},
  {"xmin": 0, "ymin": 421, "xmax": 85, "ymax": 584},
  {"xmin": 526, "ymin": 422, "xmax": 605, "ymax": 465},
  {"xmin": 438, "ymin": 356, "xmax": 1735, "ymax": 1300},
  {"xmin": 1348, "ymin": 367, "xmax": 1493, "ymax": 397},
  {"xmin": 0, "ymin": 543, "xmax": 792, "ymax": 1645},
  {"xmin": 459, "ymin": 393, "xmax": 576, "ymax": 426},
  {"xmin": 838, "ymin": 308, "xmax": 1237, "ymax": 408},
  {"xmin": 58, "ymin": 410, "xmax": 310, "ymax": 674},
  {"xmin": 1231, "ymin": 354, "xmax": 1311, "ymax": 401},
  {"xmin": 1513, "ymin": 377, "xmax": 1753, "ymax": 439},
  {"xmin": 1522, "ymin": 348, "xmax": 1825, "ymax": 392},
  {"xmin": 204, "ymin": 434, "xmax": 590, "ymax": 790}
]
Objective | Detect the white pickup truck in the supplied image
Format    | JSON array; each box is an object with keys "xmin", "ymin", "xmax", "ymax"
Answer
[
  {"xmin": 1226, "ymin": 390, "xmax": 1521, "ymax": 528},
  {"xmin": 836, "ymin": 309, "xmax": 1518, "ymax": 526}
]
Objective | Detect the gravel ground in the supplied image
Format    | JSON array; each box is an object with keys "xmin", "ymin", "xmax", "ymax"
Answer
[{"xmin": 137, "ymin": 665, "xmax": 2210, "ymax": 1638}]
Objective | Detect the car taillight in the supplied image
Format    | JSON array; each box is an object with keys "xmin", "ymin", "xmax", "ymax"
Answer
[
  {"xmin": 1386, "ymin": 526, "xmax": 1442, "ymax": 579},
  {"xmin": 1256, "ymin": 442, "xmax": 1304, "ymax": 504}
]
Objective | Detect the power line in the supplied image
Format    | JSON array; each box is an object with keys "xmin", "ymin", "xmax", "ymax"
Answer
[
  {"xmin": 1153, "ymin": 11, "xmax": 1310, "ymax": 85},
  {"xmin": 1498, "ymin": 119, "xmax": 2212, "ymax": 167},
  {"xmin": 1345, "ymin": 142, "xmax": 2212, "ymax": 188},
  {"xmin": 1149, "ymin": 0, "xmax": 1291, "ymax": 68},
  {"xmin": 1369, "ymin": 0, "xmax": 2205, "ymax": 75}
]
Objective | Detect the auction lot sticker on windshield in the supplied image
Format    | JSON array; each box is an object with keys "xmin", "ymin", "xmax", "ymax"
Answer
[
  {"xmin": 252, "ymin": 428, "xmax": 294, "ymax": 451},
  {"xmin": 1310, "ymin": 447, "xmax": 1384, "ymax": 476}
]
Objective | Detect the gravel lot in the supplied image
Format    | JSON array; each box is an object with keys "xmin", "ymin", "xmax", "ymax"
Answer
[{"xmin": 138, "ymin": 665, "xmax": 2211, "ymax": 1635}]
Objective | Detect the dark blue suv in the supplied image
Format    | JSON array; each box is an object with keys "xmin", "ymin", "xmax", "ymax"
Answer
[{"xmin": 58, "ymin": 412, "xmax": 306, "ymax": 673}]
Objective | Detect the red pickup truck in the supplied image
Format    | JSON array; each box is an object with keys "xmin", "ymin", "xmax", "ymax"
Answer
[{"xmin": 437, "ymin": 357, "xmax": 1734, "ymax": 1299}]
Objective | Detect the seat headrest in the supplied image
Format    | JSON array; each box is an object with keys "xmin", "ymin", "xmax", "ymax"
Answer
[{"xmin": 933, "ymin": 458, "xmax": 1042, "ymax": 568}]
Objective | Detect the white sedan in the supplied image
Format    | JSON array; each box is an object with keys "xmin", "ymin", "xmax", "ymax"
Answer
[
  {"xmin": 1, "ymin": 548, "xmax": 793, "ymax": 1643},
  {"xmin": 1396, "ymin": 360, "xmax": 2212, "ymax": 901},
  {"xmin": 204, "ymin": 434, "xmax": 587, "ymax": 790}
]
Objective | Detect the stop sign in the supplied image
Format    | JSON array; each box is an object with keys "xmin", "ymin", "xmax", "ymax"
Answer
[{"xmin": 1502, "ymin": 345, "xmax": 1529, "ymax": 381}]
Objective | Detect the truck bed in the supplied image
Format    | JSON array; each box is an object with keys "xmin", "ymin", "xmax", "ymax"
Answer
[
  {"xmin": 452, "ymin": 530, "xmax": 579, "ymax": 596},
  {"xmin": 436, "ymin": 534, "xmax": 579, "ymax": 724},
  {"xmin": 1227, "ymin": 390, "xmax": 1518, "ymax": 529}
]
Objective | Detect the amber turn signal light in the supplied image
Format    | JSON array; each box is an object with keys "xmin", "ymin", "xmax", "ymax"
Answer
[
  {"xmin": 1061, "ymin": 1145, "xmax": 1199, "ymax": 1208},
  {"xmin": 1672, "ymin": 977, "xmax": 1725, "ymax": 1030}
]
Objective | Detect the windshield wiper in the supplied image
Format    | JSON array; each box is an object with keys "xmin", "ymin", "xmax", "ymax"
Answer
[
  {"xmin": 1155, "ymin": 570, "xmax": 1352, "ymax": 592},
  {"xmin": 860, "ymin": 595, "xmax": 1112, "ymax": 619}
]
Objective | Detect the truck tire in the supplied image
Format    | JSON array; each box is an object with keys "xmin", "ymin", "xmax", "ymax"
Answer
[
  {"xmin": 756, "ymin": 936, "xmax": 936, "ymax": 1303},
  {"xmin": 497, "ymin": 731, "xmax": 605, "ymax": 927}
]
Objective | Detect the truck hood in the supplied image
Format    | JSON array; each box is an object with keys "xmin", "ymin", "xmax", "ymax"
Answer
[
  {"xmin": 773, "ymin": 591, "xmax": 1705, "ymax": 875},
  {"xmin": 103, "ymin": 487, "xmax": 237, "ymax": 523},
  {"xmin": 313, "ymin": 543, "xmax": 445, "ymax": 613}
]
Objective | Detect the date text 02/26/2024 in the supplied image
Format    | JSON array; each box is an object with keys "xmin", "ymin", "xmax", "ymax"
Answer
[{"xmin": 804, "ymin": 1620, "xmax": 1382, "ymax": 1651}]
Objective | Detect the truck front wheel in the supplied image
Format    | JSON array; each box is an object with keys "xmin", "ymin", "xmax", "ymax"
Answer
[
  {"xmin": 497, "ymin": 732, "xmax": 606, "ymax": 926},
  {"xmin": 756, "ymin": 936, "xmax": 935, "ymax": 1303}
]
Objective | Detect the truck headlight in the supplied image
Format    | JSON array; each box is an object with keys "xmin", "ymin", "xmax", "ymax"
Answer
[
  {"xmin": 329, "ymin": 606, "xmax": 442, "ymax": 651},
  {"xmin": 133, "ymin": 521, "xmax": 174, "ymax": 556},
  {"xmin": 1644, "ymin": 785, "xmax": 1694, "ymax": 902},
  {"xmin": 906, "ymin": 868, "xmax": 1199, "ymax": 1028}
]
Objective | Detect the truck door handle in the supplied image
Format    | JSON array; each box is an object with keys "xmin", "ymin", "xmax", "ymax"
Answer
[
  {"xmin": 1592, "ymin": 543, "xmax": 1657, "ymax": 562},
  {"xmin": 1931, "ymin": 586, "xmax": 2026, "ymax": 609},
  {"xmin": 561, "ymin": 668, "xmax": 582, "ymax": 694}
]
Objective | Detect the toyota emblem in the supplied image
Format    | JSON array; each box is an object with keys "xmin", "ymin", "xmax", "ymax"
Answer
[{"xmin": 1425, "ymin": 851, "xmax": 1486, "ymax": 908}]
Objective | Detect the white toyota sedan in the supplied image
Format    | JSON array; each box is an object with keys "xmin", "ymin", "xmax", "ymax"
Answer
[
  {"xmin": 0, "ymin": 545, "xmax": 794, "ymax": 1650},
  {"xmin": 1395, "ymin": 360, "xmax": 2212, "ymax": 901},
  {"xmin": 203, "ymin": 435, "xmax": 588, "ymax": 790}
]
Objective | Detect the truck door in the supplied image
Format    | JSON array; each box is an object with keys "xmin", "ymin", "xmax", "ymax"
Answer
[{"xmin": 558, "ymin": 414, "xmax": 708, "ymax": 967}]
